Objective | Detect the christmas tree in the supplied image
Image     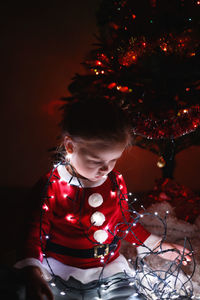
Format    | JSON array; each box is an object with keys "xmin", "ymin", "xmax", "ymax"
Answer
[
  {"xmin": 60, "ymin": 0, "xmax": 200, "ymax": 224},
  {"xmin": 63, "ymin": 0, "xmax": 200, "ymax": 179}
]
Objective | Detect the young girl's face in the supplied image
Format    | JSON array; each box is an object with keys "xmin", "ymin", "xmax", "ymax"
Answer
[{"xmin": 66, "ymin": 139, "xmax": 126, "ymax": 182}]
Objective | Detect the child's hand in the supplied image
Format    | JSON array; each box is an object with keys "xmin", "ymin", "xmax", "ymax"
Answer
[
  {"xmin": 22, "ymin": 266, "xmax": 54, "ymax": 300},
  {"xmin": 155, "ymin": 242, "xmax": 192, "ymax": 265}
]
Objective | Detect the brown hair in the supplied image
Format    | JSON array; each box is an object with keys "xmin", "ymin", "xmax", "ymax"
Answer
[
  {"xmin": 61, "ymin": 97, "xmax": 131, "ymax": 141},
  {"xmin": 55, "ymin": 97, "xmax": 132, "ymax": 162}
]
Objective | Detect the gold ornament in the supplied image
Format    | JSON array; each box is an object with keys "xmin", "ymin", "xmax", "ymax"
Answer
[{"xmin": 157, "ymin": 156, "xmax": 166, "ymax": 168}]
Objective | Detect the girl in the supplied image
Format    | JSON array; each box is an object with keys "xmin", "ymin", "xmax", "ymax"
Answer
[{"xmin": 15, "ymin": 98, "xmax": 191, "ymax": 300}]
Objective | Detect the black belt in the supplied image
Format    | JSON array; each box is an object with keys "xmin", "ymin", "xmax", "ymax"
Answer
[{"xmin": 45, "ymin": 236, "xmax": 119, "ymax": 259}]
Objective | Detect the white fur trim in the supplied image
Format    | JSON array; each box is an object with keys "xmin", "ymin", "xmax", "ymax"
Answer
[
  {"xmin": 41, "ymin": 254, "xmax": 134, "ymax": 283},
  {"xmin": 88, "ymin": 193, "xmax": 103, "ymax": 208},
  {"xmin": 93, "ymin": 230, "xmax": 108, "ymax": 243},
  {"xmin": 137, "ymin": 234, "xmax": 162, "ymax": 258},
  {"xmin": 14, "ymin": 258, "xmax": 52, "ymax": 281},
  {"xmin": 91, "ymin": 211, "xmax": 105, "ymax": 226},
  {"xmin": 57, "ymin": 164, "xmax": 107, "ymax": 187}
]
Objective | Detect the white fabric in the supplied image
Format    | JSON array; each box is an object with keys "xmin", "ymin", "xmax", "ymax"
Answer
[
  {"xmin": 137, "ymin": 234, "xmax": 162, "ymax": 258},
  {"xmin": 42, "ymin": 254, "xmax": 134, "ymax": 283},
  {"xmin": 91, "ymin": 211, "xmax": 105, "ymax": 226},
  {"xmin": 57, "ymin": 164, "xmax": 107, "ymax": 188},
  {"xmin": 88, "ymin": 193, "xmax": 104, "ymax": 207},
  {"xmin": 93, "ymin": 229, "xmax": 108, "ymax": 243},
  {"xmin": 14, "ymin": 258, "xmax": 52, "ymax": 281},
  {"xmin": 15, "ymin": 254, "xmax": 135, "ymax": 284}
]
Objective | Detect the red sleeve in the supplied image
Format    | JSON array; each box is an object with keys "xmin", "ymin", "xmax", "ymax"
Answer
[
  {"xmin": 17, "ymin": 175, "xmax": 54, "ymax": 262},
  {"xmin": 115, "ymin": 173, "xmax": 151, "ymax": 246}
]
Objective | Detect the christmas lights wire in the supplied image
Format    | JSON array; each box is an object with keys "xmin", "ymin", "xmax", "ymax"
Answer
[{"xmin": 38, "ymin": 162, "xmax": 195, "ymax": 299}]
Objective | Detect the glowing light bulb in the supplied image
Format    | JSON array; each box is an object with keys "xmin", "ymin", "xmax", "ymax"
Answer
[
  {"xmin": 154, "ymin": 212, "xmax": 158, "ymax": 216},
  {"xmin": 60, "ymin": 291, "xmax": 66, "ymax": 296},
  {"xmin": 42, "ymin": 204, "xmax": 49, "ymax": 211},
  {"xmin": 110, "ymin": 191, "xmax": 116, "ymax": 197},
  {"xmin": 65, "ymin": 214, "xmax": 76, "ymax": 224},
  {"xmin": 51, "ymin": 283, "xmax": 56, "ymax": 287}
]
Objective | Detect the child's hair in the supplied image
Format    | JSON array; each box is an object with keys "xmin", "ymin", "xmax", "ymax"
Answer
[{"xmin": 55, "ymin": 97, "xmax": 132, "ymax": 162}]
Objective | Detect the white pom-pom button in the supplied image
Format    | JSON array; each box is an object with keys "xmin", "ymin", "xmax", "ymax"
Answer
[
  {"xmin": 91, "ymin": 212, "xmax": 105, "ymax": 226},
  {"xmin": 88, "ymin": 193, "xmax": 103, "ymax": 208},
  {"xmin": 93, "ymin": 230, "xmax": 108, "ymax": 243}
]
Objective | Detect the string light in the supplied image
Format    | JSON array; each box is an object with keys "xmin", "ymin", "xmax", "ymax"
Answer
[
  {"xmin": 51, "ymin": 282, "xmax": 56, "ymax": 287},
  {"xmin": 39, "ymin": 163, "xmax": 195, "ymax": 299},
  {"xmin": 65, "ymin": 213, "xmax": 76, "ymax": 224},
  {"xmin": 60, "ymin": 291, "xmax": 66, "ymax": 296},
  {"xmin": 42, "ymin": 204, "xmax": 49, "ymax": 211}
]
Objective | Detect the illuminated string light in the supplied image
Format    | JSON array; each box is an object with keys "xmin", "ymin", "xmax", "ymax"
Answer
[
  {"xmin": 39, "ymin": 164, "xmax": 195, "ymax": 299},
  {"xmin": 60, "ymin": 291, "xmax": 66, "ymax": 296},
  {"xmin": 51, "ymin": 282, "xmax": 56, "ymax": 287},
  {"xmin": 42, "ymin": 204, "xmax": 49, "ymax": 211}
]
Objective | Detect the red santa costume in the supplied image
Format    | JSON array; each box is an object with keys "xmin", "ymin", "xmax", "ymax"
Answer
[{"xmin": 15, "ymin": 164, "xmax": 161, "ymax": 283}]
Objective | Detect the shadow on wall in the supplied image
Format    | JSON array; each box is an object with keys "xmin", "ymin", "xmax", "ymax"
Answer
[{"xmin": 0, "ymin": 187, "xmax": 30, "ymax": 265}]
